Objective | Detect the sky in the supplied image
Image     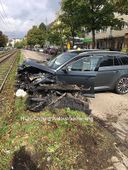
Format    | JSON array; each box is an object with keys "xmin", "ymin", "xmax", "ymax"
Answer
[{"xmin": 0, "ymin": 0, "xmax": 61, "ymax": 39}]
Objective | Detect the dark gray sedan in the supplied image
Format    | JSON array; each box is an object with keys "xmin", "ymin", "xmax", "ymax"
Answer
[{"xmin": 47, "ymin": 50, "xmax": 128, "ymax": 94}]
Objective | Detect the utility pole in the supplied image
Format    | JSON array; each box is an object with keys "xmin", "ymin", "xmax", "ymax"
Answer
[{"xmin": 45, "ymin": 17, "xmax": 49, "ymax": 47}]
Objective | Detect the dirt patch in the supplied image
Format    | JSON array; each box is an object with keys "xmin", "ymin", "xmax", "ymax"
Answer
[
  {"xmin": 90, "ymin": 92, "xmax": 128, "ymax": 169},
  {"xmin": 90, "ymin": 92, "xmax": 128, "ymax": 142}
]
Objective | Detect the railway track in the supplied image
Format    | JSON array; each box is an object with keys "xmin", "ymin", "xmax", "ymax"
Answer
[
  {"xmin": 0, "ymin": 50, "xmax": 13, "ymax": 58},
  {"xmin": 0, "ymin": 50, "xmax": 18, "ymax": 92}
]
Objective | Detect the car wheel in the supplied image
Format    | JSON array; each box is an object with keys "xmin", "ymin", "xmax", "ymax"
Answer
[{"xmin": 115, "ymin": 76, "xmax": 128, "ymax": 94}]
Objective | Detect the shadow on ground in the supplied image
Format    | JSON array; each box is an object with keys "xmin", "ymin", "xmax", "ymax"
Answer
[{"xmin": 11, "ymin": 146, "xmax": 40, "ymax": 170}]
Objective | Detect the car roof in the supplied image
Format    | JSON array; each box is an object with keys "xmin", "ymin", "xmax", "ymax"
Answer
[
  {"xmin": 65, "ymin": 50, "xmax": 128, "ymax": 64},
  {"xmin": 68, "ymin": 49, "xmax": 100, "ymax": 54},
  {"xmin": 78, "ymin": 50, "xmax": 128, "ymax": 57}
]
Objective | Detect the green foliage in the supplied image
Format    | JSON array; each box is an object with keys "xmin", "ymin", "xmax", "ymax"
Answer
[
  {"xmin": 60, "ymin": 0, "xmax": 82, "ymax": 45},
  {"xmin": 39, "ymin": 22, "xmax": 46, "ymax": 32},
  {"xmin": 0, "ymin": 31, "xmax": 8, "ymax": 47},
  {"xmin": 112, "ymin": 0, "xmax": 128, "ymax": 14},
  {"xmin": 27, "ymin": 23, "xmax": 46, "ymax": 47},
  {"xmin": 60, "ymin": 0, "xmax": 125, "ymax": 48},
  {"xmin": 79, "ymin": 0, "xmax": 125, "ymax": 31},
  {"xmin": 14, "ymin": 39, "xmax": 27, "ymax": 49},
  {"xmin": 47, "ymin": 30, "xmax": 61, "ymax": 45},
  {"xmin": 14, "ymin": 42, "xmax": 22, "ymax": 49}
]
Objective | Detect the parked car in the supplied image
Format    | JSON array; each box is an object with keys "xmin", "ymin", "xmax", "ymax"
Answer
[
  {"xmin": 0, "ymin": 47, "xmax": 4, "ymax": 51},
  {"xmin": 18, "ymin": 50, "xmax": 128, "ymax": 96},
  {"xmin": 39, "ymin": 48, "xmax": 44, "ymax": 52},
  {"xmin": 49, "ymin": 48, "xmax": 58, "ymax": 55},
  {"xmin": 43, "ymin": 47, "xmax": 51, "ymax": 54}
]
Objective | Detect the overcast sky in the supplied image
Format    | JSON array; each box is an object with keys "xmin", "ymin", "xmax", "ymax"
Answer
[{"xmin": 0, "ymin": 0, "xmax": 61, "ymax": 39}]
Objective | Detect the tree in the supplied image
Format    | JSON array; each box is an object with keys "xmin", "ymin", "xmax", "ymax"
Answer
[
  {"xmin": 79, "ymin": 0, "xmax": 125, "ymax": 48},
  {"xmin": 14, "ymin": 39, "xmax": 27, "ymax": 49},
  {"xmin": 14, "ymin": 41, "xmax": 23, "ymax": 49},
  {"xmin": 112, "ymin": 0, "xmax": 128, "ymax": 15},
  {"xmin": 60, "ymin": 0, "xmax": 125, "ymax": 48},
  {"xmin": 47, "ymin": 21, "xmax": 68, "ymax": 51},
  {"xmin": 0, "ymin": 31, "xmax": 8, "ymax": 47},
  {"xmin": 60, "ymin": 0, "xmax": 82, "ymax": 46},
  {"xmin": 27, "ymin": 26, "xmax": 45, "ymax": 47},
  {"xmin": 47, "ymin": 30, "xmax": 61, "ymax": 46},
  {"xmin": 39, "ymin": 22, "xmax": 46, "ymax": 32}
]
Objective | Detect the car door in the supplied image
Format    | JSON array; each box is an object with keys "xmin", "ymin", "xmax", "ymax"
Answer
[
  {"xmin": 95, "ymin": 55, "xmax": 119, "ymax": 90},
  {"xmin": 56, "ymin": 55, "xmax": 100, "ymax": 97}
]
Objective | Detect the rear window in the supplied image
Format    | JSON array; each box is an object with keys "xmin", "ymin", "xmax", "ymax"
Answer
[
  {"xmin": 114, "ymin": 57, "xmax": 121, "ymax": 66},
  {"xmin": 99, "ymin": 57, "xmax": 114, "ymax": 67},
  {"xmin": 120, "ymin": 56, "xmax": 128, "ymax": 65}
]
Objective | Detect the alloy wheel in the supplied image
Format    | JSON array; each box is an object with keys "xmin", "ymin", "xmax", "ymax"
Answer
[{"xmin": 117, "ymin": 77, "xmax": 128, "ymax": 94}]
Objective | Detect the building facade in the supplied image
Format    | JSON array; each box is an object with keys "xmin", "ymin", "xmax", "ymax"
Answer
[
  {"xmin": 7, "ymin": 38, "xmax": 22, "ymax": 47},
  {"xmin": 85, "ymin": 14, "xmax": 128, "ymax": 51}
]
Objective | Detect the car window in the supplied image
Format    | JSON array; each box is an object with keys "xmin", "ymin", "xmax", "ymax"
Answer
[
  {"xmin": 99, "ymin": 56, "xmax": 114, "ymax": 67},
  {"xmin": 68, "ymin": 56, "xmax": 100, "ymax": 71},
  {"xmin": 47, "ymin": 52, "xmax": 77, "ymax": 69},
  {"xmin": 70, "ymin": 59, "xmax": 83, "ymax": 71},
  {"xmin": 120, "ymin": 56, "xmax": 128, "ymax": 65},
  {"xmin": 114, "ymin": 56, "xmax": 122, "ymax": 65}
]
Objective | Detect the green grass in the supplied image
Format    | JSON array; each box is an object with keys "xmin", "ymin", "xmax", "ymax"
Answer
[
  {"xmin": 19, "ymin": 51, "xmax": 24, "ymax": 64},
  {"xmin": 0, "ymin": 95, "xmax": 94, "ymax": 169}
]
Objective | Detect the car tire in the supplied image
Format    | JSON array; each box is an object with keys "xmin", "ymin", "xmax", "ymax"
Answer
[{"xmin": 115, "ymin": 76, "xmax": 128, "ymax": 94}]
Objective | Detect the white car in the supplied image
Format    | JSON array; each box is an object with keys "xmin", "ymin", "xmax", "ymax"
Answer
[{"xmin": 39, "ymin": 48, "xmax": 44, "ymax": 52}]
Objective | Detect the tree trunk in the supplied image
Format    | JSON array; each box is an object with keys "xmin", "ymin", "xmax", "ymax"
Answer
[
  {"xmin": 71, "ymin": 30, "xmax": 75, "ymax": 48},
  {"xmin": 72, "ymin": 35, "xmax": 75, "ymax": 47},
  {"xmin": 61, "ymin": 38, "xmax": 64, "ymax": 52},
  {"xmin": 92, "ymin": 29, "xmax": 96, "ymax": 49},
  {"xmin": 71, "ymin": 28, "xmax": 75, "ymax": 48}
]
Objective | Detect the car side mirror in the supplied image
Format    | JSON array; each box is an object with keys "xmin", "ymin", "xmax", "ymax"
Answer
[
  {"xmin": 62, "ymin": 65, "xmax": 72, "ymax": 73},
  {"xmin": 62, "ymin": 67, "xmax": 68, "ymax": 73}
]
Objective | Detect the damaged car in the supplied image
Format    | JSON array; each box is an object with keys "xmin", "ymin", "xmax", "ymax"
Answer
[
  {"xmin": 17, "ymin": 50, "xmax": 128, "ymax": 112},
  {"xmin": 17, "ymin": 50, "xmax": 98, "ymax": 112},
  {"xmin": 18, "ymin": 50, "xmax": 99, "ymax": 96}
]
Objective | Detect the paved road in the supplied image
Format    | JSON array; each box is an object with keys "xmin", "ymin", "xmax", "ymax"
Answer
[
  {"xmin": 91, "ymin": 92, "xmax": 128, "ymax": 142},
  {"xmin": 22, "ymin": 50, "xmax": 50, "ymax": 61},
  {"xmin": 90, "ymin": 92, "xmax": 128, "ymax": 170}
]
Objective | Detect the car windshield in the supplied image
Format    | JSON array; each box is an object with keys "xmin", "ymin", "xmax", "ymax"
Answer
[{"xmin": 47, "ymin": 52, "xmax": 77, "ymax": 69}]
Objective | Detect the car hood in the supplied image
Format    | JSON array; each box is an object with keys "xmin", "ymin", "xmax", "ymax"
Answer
[{"xmin": 23, "ymin": 59, "xmax": 55, "ymax": 74}]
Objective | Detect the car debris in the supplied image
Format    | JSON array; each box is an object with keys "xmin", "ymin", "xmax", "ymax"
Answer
[
  {"xmin": 26, "ymin": 90, "xmax": 91, "ymax": 114},
  {"xmin": 17, "ymin": 68, "xmax": 93, "ymax": 114}
]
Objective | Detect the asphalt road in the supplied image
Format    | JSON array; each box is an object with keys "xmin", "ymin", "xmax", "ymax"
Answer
[{"xmin": 22, "ymin": 50, "xmax": 128, "ymax": 170}]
